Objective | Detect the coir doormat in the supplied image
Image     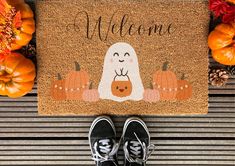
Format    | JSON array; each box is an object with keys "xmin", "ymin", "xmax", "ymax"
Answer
[{"xmin": 37, "ymin": 0, "xmax": 209, "ymax": 115}]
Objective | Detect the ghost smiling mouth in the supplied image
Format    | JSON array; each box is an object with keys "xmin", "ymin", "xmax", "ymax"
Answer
[{"xmin": 119, "ymin": 60, "xmax": 124, "ymax": 63}]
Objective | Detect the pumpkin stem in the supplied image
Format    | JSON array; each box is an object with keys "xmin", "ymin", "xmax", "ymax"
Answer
[
  {"xmin": 162, "ymin": 61, "xmax": 169, "ymax": 71},
  {"xmin": 89, "ymin": 82, "xmax": 93, "ymax": 89},
  {"xmin": 74, "ymin": 61, "xmax": 81, "ymax": 71},
  {"xmin": 181, "ymin": 73, "xmax": 185, "ymax": 80},
  {"xmin": 150, "ymin": 83, "xmax": 154, "ymax": 89},
  {"xmin": 57, "ymin": 73, "xmax": 62, "ymax": 80}
]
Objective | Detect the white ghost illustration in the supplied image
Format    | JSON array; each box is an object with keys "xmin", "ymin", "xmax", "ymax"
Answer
[{"xmin": 98, "ymin": 42, "xmax": 144, "ymax": 102}]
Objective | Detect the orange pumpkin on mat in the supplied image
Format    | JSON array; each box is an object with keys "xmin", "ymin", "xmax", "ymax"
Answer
[
  {"xmin": 153, "ymin": 61, "xmax": 177, "ymax": 100},
  {"xmin": 176, "ymin": 74, "xmax": 192, "ymax": 101},
  {"xmin": 0, "ymin": 52, "xmax": 35, "ymax": 98},
  {"xmin": 51, "ymin": 73, "xmax": 66, "ymax": 101},
  {"xmin": 208, "ymin": 22, "xmax": 235, "ymax": 65},
  {"xmin": 82, "ymin": 82, "xmax": 99, "ymax": 102},
  {"xmin": 0, "ymin": 0, "xmax": 35, "ymax": 52},
  {"xmin": 65, "ymin": 61, "xmax": 90, "ymax": 100}
]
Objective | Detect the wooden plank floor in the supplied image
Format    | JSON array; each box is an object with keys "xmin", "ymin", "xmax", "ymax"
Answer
[
  {"xmin": 0, "ymin": 0, "xmax": 235, "ymax": 165},
  {"xmin": 0, "ymin": 66, "xmax": 234, "ymax": 166}
]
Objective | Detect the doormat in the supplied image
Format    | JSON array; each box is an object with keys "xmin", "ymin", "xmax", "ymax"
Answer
[{"xmin": 37, "ymin": 0, "xmax": 209, "ymax": 115}]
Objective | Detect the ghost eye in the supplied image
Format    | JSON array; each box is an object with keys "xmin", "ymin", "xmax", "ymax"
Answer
[
  {"xmin": 113, "ymin": 52, "xmax": 119, "ymax": 57},
  {"xmin": 124, "ymin": 52, "xmax": 130, "ymax": 57}
]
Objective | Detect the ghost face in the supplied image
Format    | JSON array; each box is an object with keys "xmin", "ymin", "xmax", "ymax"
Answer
[
  {"xmin": 108, "ymin": 44, "xmax": 137, "ymax": 70},
  {"xmin": 98, "ymin": 42, "xmax": 144, "ymax": 102}
]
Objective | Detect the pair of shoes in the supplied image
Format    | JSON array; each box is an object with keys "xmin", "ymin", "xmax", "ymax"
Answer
[{"xmin": 89, "ymin": 116, "xmax": 155, "ymax": 166}]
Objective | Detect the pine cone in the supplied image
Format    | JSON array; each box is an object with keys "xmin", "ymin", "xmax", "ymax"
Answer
[
  {"xmin": 209, "ymin": 68, "xmax": 229, "ymax": 87},
  {"xmin": 20, "ymin": 44, "xmax": 36, "ymax": 58},
  {"xmin": 226, "ymin": 65, "xmax": 235, "ymax": 76}
]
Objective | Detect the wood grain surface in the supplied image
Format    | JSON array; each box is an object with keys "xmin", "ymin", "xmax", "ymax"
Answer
[{"xmin": 0, "ymin": 0, "xmax": 234, "ymax": 165}]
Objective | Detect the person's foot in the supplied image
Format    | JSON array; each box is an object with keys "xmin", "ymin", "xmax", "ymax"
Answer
[
  {"xmin": 122, "ymin": 117, "xmax": 155, "ymax": 166},
  {"xmin": 89, "ymin": 116, "xmax": 119, "ymax": 166}
]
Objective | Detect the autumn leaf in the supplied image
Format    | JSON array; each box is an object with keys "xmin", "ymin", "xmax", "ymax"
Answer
[
  {"xmin": 222, "ymin": 6, "xmax": 235, "ymax": 23},
  {"xmin": 209, "ymin": 0, "xmax": 230, "ymax": 17}
]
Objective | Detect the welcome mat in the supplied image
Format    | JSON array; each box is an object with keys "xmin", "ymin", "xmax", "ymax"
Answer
[{"xmin": 37, "ymin": 0, "xmax": 209, "ymax": 115}]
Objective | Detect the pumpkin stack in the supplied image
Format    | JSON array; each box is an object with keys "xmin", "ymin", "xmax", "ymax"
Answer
[
  {"xmin": 0, "ymin": 0, "xmax": 36, "ymax": 98},
  {"xmin": 51, "ymin": 62, "xmax": 100, "ymax": 101},
  {"xmin": 150, "ymin": 62, "xmax": 192, "ymax": 102}
]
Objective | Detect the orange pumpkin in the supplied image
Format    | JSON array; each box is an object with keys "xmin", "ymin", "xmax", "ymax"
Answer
[
  {"xmin": 82, "ymin": 82, "xmax": 99, "ymax": 102},
  {"xmin": 0, "ymin": 0, "xmax": 35, "ymax": 52},
  {"xmin": 143, "ymin": 83, "xmax": 160, "ymax": 103},
  {"xmin": 111, "ymin": 71, "xmax": 132, "ymax": 98},
  {"xmin": 208, "ymin": 22, "xmax": 235, "ymax": 65},
  {"xmin": 153, "ymin": 61, "xmax": 177, "ymax": 100},
  {"xmin": 0, "ymin": 52, "xmax": 35, "ymax": 98},
  {"xmin": 226, "ymin": 0, "xmax": 235, "ymax": 4},
  {"xmin": 51, "ymin": 73, "xmax": 66, "ymax": 101},
  {"xmin": 65, "ymin": 61, "xmax": 90, "ymax": 100},
  {"xmin": 176, "ymin": 74, "xmax": 192, "ymax": 101}
]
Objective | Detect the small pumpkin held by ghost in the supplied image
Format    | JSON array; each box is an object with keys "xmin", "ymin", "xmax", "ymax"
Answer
[
  {"xmin": 153, "ymin": 61, "xmax": 178, "ymax": 100},
  {"xmin": 176, "ymin": 74, "xmax": 192, "ymax": 101},
  {"xmin": 111, "ymin": 69, "xmax": 132, "ymax": 98},
  {"xmin": 51, "ymin": 73, "xmax": 66, "ymax": 101},
  {"xmin": 82, "ymin": 82, "xmax": 100, "ymax": 102},
  {"xmin": 65, "ymin": 61, "xmax": 90, "ymax": 100},
  {"xmin": 143, "ymin": 83, "xmax": 160, "ymax": 103}
]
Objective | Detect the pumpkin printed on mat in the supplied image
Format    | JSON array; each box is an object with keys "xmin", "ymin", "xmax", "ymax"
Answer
[
  {"xmin": 176, "ymin": 74, "xmax": 192, "ymax": 100},
  {"xmin": 51, "ymin": 73, "xmax": 66, "ymax": 101},
  {"xmin": 82, "ymin": 82, "xmax": 100, "ymax": 102},
  {"xmin": 153, "ymin": 61, "xmax": 178, "ymax": 100},
  {"xmin": 143, "ymin": 83, "xmax": 160, "ymax": 103},
  {"xmin": 65, "ymin": 61, "xmax": 90, "ymax": 100}
]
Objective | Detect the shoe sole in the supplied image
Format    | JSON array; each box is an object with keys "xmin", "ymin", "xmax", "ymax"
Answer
[
  {"xmin": 122, "ymin": 117, "xmax": 150, "ymax": 143},
  {"xmin": 88, "ymin": 116, "xmax": 116, "ymax": 154}
]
